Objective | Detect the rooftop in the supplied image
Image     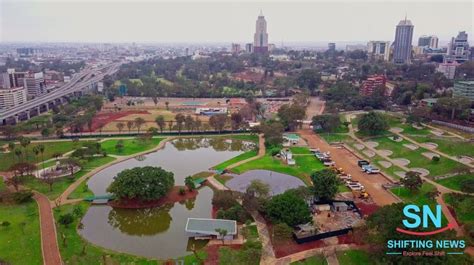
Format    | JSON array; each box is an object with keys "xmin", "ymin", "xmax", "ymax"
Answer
[{"xmin": 185, "ymin": 218, "xmax": 237, "ymax": 235}]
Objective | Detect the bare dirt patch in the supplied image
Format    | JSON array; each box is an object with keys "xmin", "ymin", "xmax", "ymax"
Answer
[
  {"xmin": 423, "ymin": 142, "xmax": 439, "ymax": 149},
  {"xmin": 362, "ymin": 150, "xmax": 375, "ymax": 157},
  {"xmin": 378, "ymin": 149, "xmax": 393, "ymax": 156},
  {"xmin": 391, "ymin": 127, "xmax": 404, "ymax": 133},
  {"xmin": 379, "ymin": 161, "xmax": 392, "ymax": 168},
  {"xmin": 353, "ymin": 143, "xmax": 365, "ymax": 150},
  {"xmin": 388, "ymin": 136, "xmax": 403, "ymax": 142},
  {"xmin": 403, "ymin": 143, "xmax": 419, "ymax": 150},
  {"xmin": 409, "ymin": 168, "xmax": 430, "ymax": 177},
  {"xmin": 395, "ymin": 171, "xmax": 407, "ymax": 178},
  {"xmin": 393, "ymin": 158, "xmax": 410, "ymax": 167},
  {"xmin": 422, "ymin": 152, "xmax": 440, "ymax": 160},
  {"xmin": 365, "ymin": 141, "xmax": 379, "ymax": 148}
]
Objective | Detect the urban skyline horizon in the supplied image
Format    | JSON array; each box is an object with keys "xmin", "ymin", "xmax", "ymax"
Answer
[{"xmin": 1, "ymin": 1, "xmax": 472, "ymax": 43}]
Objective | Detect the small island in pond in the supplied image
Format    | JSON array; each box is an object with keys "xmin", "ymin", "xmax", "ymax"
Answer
[{"xmin": 107, "ymin": 166, "xmax": 198, "ymax": 209}]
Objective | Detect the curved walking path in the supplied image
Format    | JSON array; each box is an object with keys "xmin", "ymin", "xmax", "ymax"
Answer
[
  {"xmin": 389, "ymin": 128, "xmax": 473, "ymax": 168},
  {"xmin": 34, "ymin": 192, "xmax": 62, "ymax": 265},
  {"xmin": 226, "ymin": 134, "xmax": 265, "ymax": 169}
]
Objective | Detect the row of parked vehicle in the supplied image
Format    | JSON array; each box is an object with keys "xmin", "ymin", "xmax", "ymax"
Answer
[
  {"xmin": 311, "ymin": 149, "xmax": 335, "ymax": 166},
  {"xmin": 357, "ymin": 160, "xmax": 380, "ymax": 174}
]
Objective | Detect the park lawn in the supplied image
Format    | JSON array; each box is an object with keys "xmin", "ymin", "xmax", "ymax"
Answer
[
  {"xmin": 391, "ymin": 182, "xmax": 437, "ymax": 205},
  {"xmin": 24, "ymin": 156, "xmax": 116, "ymax": 200},
  {"xmin": 436, "ymin": 174, "xmax": 474, "ymax": 192},
  {"xmin": 101, "ymin": 138, "xmax": 164, "ymax": 156},
  {"xmin": 290, "ymin": 147, "xmax": 313, "ymax": 154},
  {"xmin": 372, "ymin": 136, "xmax": 467, "ymax": 177},
  {"xmin": 338, "ymin": 184, "xmax": 350, "ymax": 193},
  {"xmin": 337, "ymin": 250, "xmax": 373, "ymax": 265},
  {"xmin": 232, "ymin": 152, "xmax": 324, "ymax": 185},
  {"xmin": 0, "ymin": 140, "xmax": 89, "ymax": 171},
  {"xmin": 0, "ymin": 177, "xmax": 5, "ymax": 192},
  {"xmin": 410, "ymin": 135, "xmax": 474, "ymax": 158},
  {"xmin": 243, "ymin": 225, "xmax": 259, "ymax": 241},
  {"xmin": 213, "ymin": 150, "xmax": 258, "ymax": 171},
  {"xmin": 291, "ymin": 255, "xmax": 327, "ymax": 265},
  {"xmin": 443, "ymin": 193, "xmax": 474, "ymax": 223},
  {"xmin": 0, "ymin": 201, "xmax": 42, "ymax": 265},
  {"xmin": 214, "ymin": 174, "xmax": 233, "ymax": 185}
]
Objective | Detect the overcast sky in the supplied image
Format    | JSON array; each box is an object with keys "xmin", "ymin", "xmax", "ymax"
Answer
[{"xmin": 0, "ymin": 0, "xmax": 472, "ymax": 45}]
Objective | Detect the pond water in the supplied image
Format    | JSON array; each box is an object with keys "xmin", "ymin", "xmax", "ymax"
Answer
[{"xmin": 79, "ymin": 137, "xmax": 254, "ymax": 259}]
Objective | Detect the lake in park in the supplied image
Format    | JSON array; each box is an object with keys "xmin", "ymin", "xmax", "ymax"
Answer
[{"xmin": 79, "ymin": 137, "xmax": 254, "ymax": 259}]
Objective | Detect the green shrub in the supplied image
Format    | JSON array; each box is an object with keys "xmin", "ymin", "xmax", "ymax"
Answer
[
  {"xmin": 58, "ymin": 213, "xmax": 74, "ymax": 226},
  {"xmin": 12, "ymin": 190, "xmax": 33, "ymax": 203}
]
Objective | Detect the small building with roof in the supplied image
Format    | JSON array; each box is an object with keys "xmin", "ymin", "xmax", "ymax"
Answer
[{"xmin": 185, "ymin": 218, "xmax": 237, "ymax": 240}]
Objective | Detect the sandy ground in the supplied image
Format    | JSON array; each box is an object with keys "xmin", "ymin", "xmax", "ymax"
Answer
[
  {"xmin": 305, "ymin": 97, "xmax": 325, "ymax": 119},
  {"xmin": 298, "ymin": 129, "xmax": 399, "ymax": 206}
]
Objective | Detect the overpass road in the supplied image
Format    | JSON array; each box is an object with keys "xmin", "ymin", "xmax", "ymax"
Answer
[{"xmin": 0, "ymin": 62, "xmax": 121, "ymax": 124}]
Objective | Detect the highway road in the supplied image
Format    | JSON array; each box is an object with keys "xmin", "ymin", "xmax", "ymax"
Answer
[{"xmin": 0, "ymin": 62, "xmax": 121, "ymax": 122}]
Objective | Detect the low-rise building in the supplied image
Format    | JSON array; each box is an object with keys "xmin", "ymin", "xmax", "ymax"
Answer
[
  {"xmin": 437, "ymin": 61, "xmax": 459, "ymax": 80},
  {"xmin": 453, "ymin": 80, "xmax": 474, "ymax": 101},
  {"xmin": 359, "ymin": 75, "xmax": 386, "ymax": 96},
  {"xmin": 185, "ymin": 218, "xmax": 237, "ymax": 240},
  {"xmin": 0, "ymin": 86, "xmax": 27, "ymax": 110}
]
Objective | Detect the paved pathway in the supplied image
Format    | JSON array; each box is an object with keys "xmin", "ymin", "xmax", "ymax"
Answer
[
  {"xmin": 226, "ymin": 134, "xmax": 265, "ymax": 169},
  {"xmin": 34, "ymin": 192, "xmax": 62, "ymax": 265}
]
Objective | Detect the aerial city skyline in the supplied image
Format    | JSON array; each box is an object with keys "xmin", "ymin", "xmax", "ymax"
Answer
[{"xmin": 0, "ymin": 1, "xmax": 473, "ymax": 265}]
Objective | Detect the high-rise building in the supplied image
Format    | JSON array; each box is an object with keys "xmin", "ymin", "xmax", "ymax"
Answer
[
  {"xmin": 453, "ymin": 81, "xmax": 474, "ymax": 101},
  {"xmin": 245, "ymin": 43, "xmax": 253, "ymax": 53},
  {"xmin": 367, "ymin": 41, "xmax": 390, "ymax": 61},
  {"xmin": 393, "ymin": 17, "xmax": 414, "ymax": 64},
  {"xmin": 418, "ymin": 35, "xmax": 438, "ymax": 49},
  {"xmin": 18, "ymin": 72, "xmax": 46, "ymax": 98},
  {"xmin": 0, "ymin": 87, "xmax": 27, "ymax": 110},
  {"xmin": 231, "ymin": 43, "xmax": 241, "ymax": 54},
  {"xmin": 328, "ymin": 43, "xmax": 336, "ymax": 52},
  {"xmin": 253, "ymin": 11, "xmax": 269, "ymax": 53},
  {"xmin": 446, "ymin": 31, "xmax": 470, "ymax": 63},
  {"xmin": 1, "ymin": 69, "xmax": 22, "ymax": 89}
]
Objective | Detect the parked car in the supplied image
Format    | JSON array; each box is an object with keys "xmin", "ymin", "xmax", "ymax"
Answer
[
  {"xmin": 358, "ymin": 160, "xmax": 370, "ymax": 167},
  {"xmin": 361, "ymin": 164, "xmax": 372, "ymax": 172},
  {"xmin": 366, "ymin": 167, "xmax": 380, "ymax": 174}
]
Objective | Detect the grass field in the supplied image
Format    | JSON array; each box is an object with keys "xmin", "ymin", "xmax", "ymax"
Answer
[
  {"xmin": 372, "ymin": 136, "xmax": 467, "ymax": 177},
  {"xmin": 291, "ymin": 255, "xmax": 327, "ymax": 265},
  {"xmin": 410, "ymin": 135, "xmax": 474, "ymax": 158},
  {"xmin": 101, "ymin": 138, "xmax": 164, "ymax": 156},
  {"xmin": 0, "ymin": 140, "xmax": 89, "ymax": 171},
  {"xmin": 213, "ymin": 150, "xmax": 258, "ymax": 171},
  {"xmin": 444, "ymin": 194, "xmax": 474, "ymax": 224},
  {"xmin": 319, "ymin": 133, "xmax": 352, "ymax": 144},
  {"xmin": 232, "ymin": 148, "xmax": 325, "ymax": 185},
  {"xmin": 214, "ymin": 174, "xmax": 233, "ymax": 185},
  {"xmin": 390, "ymin": 182, "xmax": 437, "ymax": 205},
  {"xmin": 436, "ymin": 174, "xmax": 473, "ymax": 192},
  {"xmin": 336, "ymin": 250, "xmax": 373, "ymax": 265},
  {"xmin": 0, "ymin": 201, "xmax": 42, "ymax": 265},
  {"xmin": 24, "ymin": 156, "xmax": 116, "ymax": 200}
]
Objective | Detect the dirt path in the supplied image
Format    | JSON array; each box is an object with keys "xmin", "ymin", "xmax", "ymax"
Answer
[
  {"xmin": 298, "ymin": 129, "xmax": 399, "ymax": 206},
  {"xmin": 34, "ymin": 192, "xmax": 62, "ymax": 265},
  {"xmin": 226, "ymin": 134, "xmax": 265, "ymax": 169},
  {"xmin": 305, "ymin": 97, "xmax": 326, "ymax": 119}
]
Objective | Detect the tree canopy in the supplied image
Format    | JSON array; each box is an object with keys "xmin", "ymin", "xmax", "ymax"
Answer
[
  {"xmin": 310, "ymin": 169, "xmax": 340, "ymax": 201},
  {"xmin": 357, "ymin": 111, "xmax": 389, "ymax": 135},
  {"xmin": 107, "ymin": 166, "xmax": 174, "ymax": 201},
  {"xmin": 264, "ymin": 190, "xmax": 312, "ymax": 226}
]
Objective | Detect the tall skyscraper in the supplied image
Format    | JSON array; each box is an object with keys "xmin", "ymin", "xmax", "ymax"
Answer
[
  {"xmin": 446, "ymin": 31, "xmax": 470, "ymax": 63},
  {"xmin": 393, "ymin": 17, "xmax": 414, "ymax": 64},
  {"xmin": 328, "ymin": 43, "xmax": 336, "ymax": 52},
  {"xmin": 367, "ymin": 41, "xmax": 391, "ymax": 61},
  {"xmin": 418, "ymin": 35, "xmax": 438, "ymax": 49},
  {"xmin": 253, "ymin": 11, "xmax": 269, "ymax": 53}
]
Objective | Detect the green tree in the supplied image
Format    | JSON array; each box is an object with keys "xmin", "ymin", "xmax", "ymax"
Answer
[
  {"xmin": 58, "ymin": 213, "xmax": 74, "ymax": 227},
  {"xmin": 175, "ymin": 113, "xmax": 186, "ymax": 134},
  {"xmin": 311, "ymin": 169, "xmax": 340, "ymax": 200},
  {"xmin": 243, "ymin": 180, "xmax": 270, "ymax": 211},
  {"xmin": 155, "ymin": 115, "xmax": 166, "ymax": 133},
  {"xmin": 401, "ymin": 171, "xmax": 423, "ymax": 193},
  {"xmin": 277, "ymin": 104, "xmax": 306, "ymax": 131},
  {"xmin": 357, "ymin": 111, "xmax": 389, "ymax": 135},
  {"xmin": 107, "ymin": 166, "xmax": 174, "ymax": 201},
  {"xmin": 257, "ymin": 121, "xmax": 284, "ymax": 148},
  {"xmin": 126, "ymin": 120, "xmax": 135, "ymax": 133},
  {"xmin": 116, "ymin": 122, "xmax": 125, "ymax": 134},
  {"xmin": 215, "ymin": 228, "xmax": 228, "ymax": 245},
  {"xmin": 272, "ymin": 223, "xmax": 293, "ymax": 240},
  {"xmin": 134, "ymin": 117, "xmax": 146, "ymax": 134},
  {"xmin": 230, "ymin": 112, "xmax": 243, "ymax": 131},
  {"xmin": 185, "ymin": 176, "xmax": 196, "ymax": 191},
  {"xmin": 264, "ymin": 190, "xmax": 312, "ymax": 226},
  {"xmin": 311, "ymin": 114, "xmax": 341, "ymax": 132},
  {"xmin": 41, "ymin": 127, "xmax": 50, "ymax": 139},
  {"xmin": 209, "ymin": 114, "xmax": 228, "ymax": 133}
]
